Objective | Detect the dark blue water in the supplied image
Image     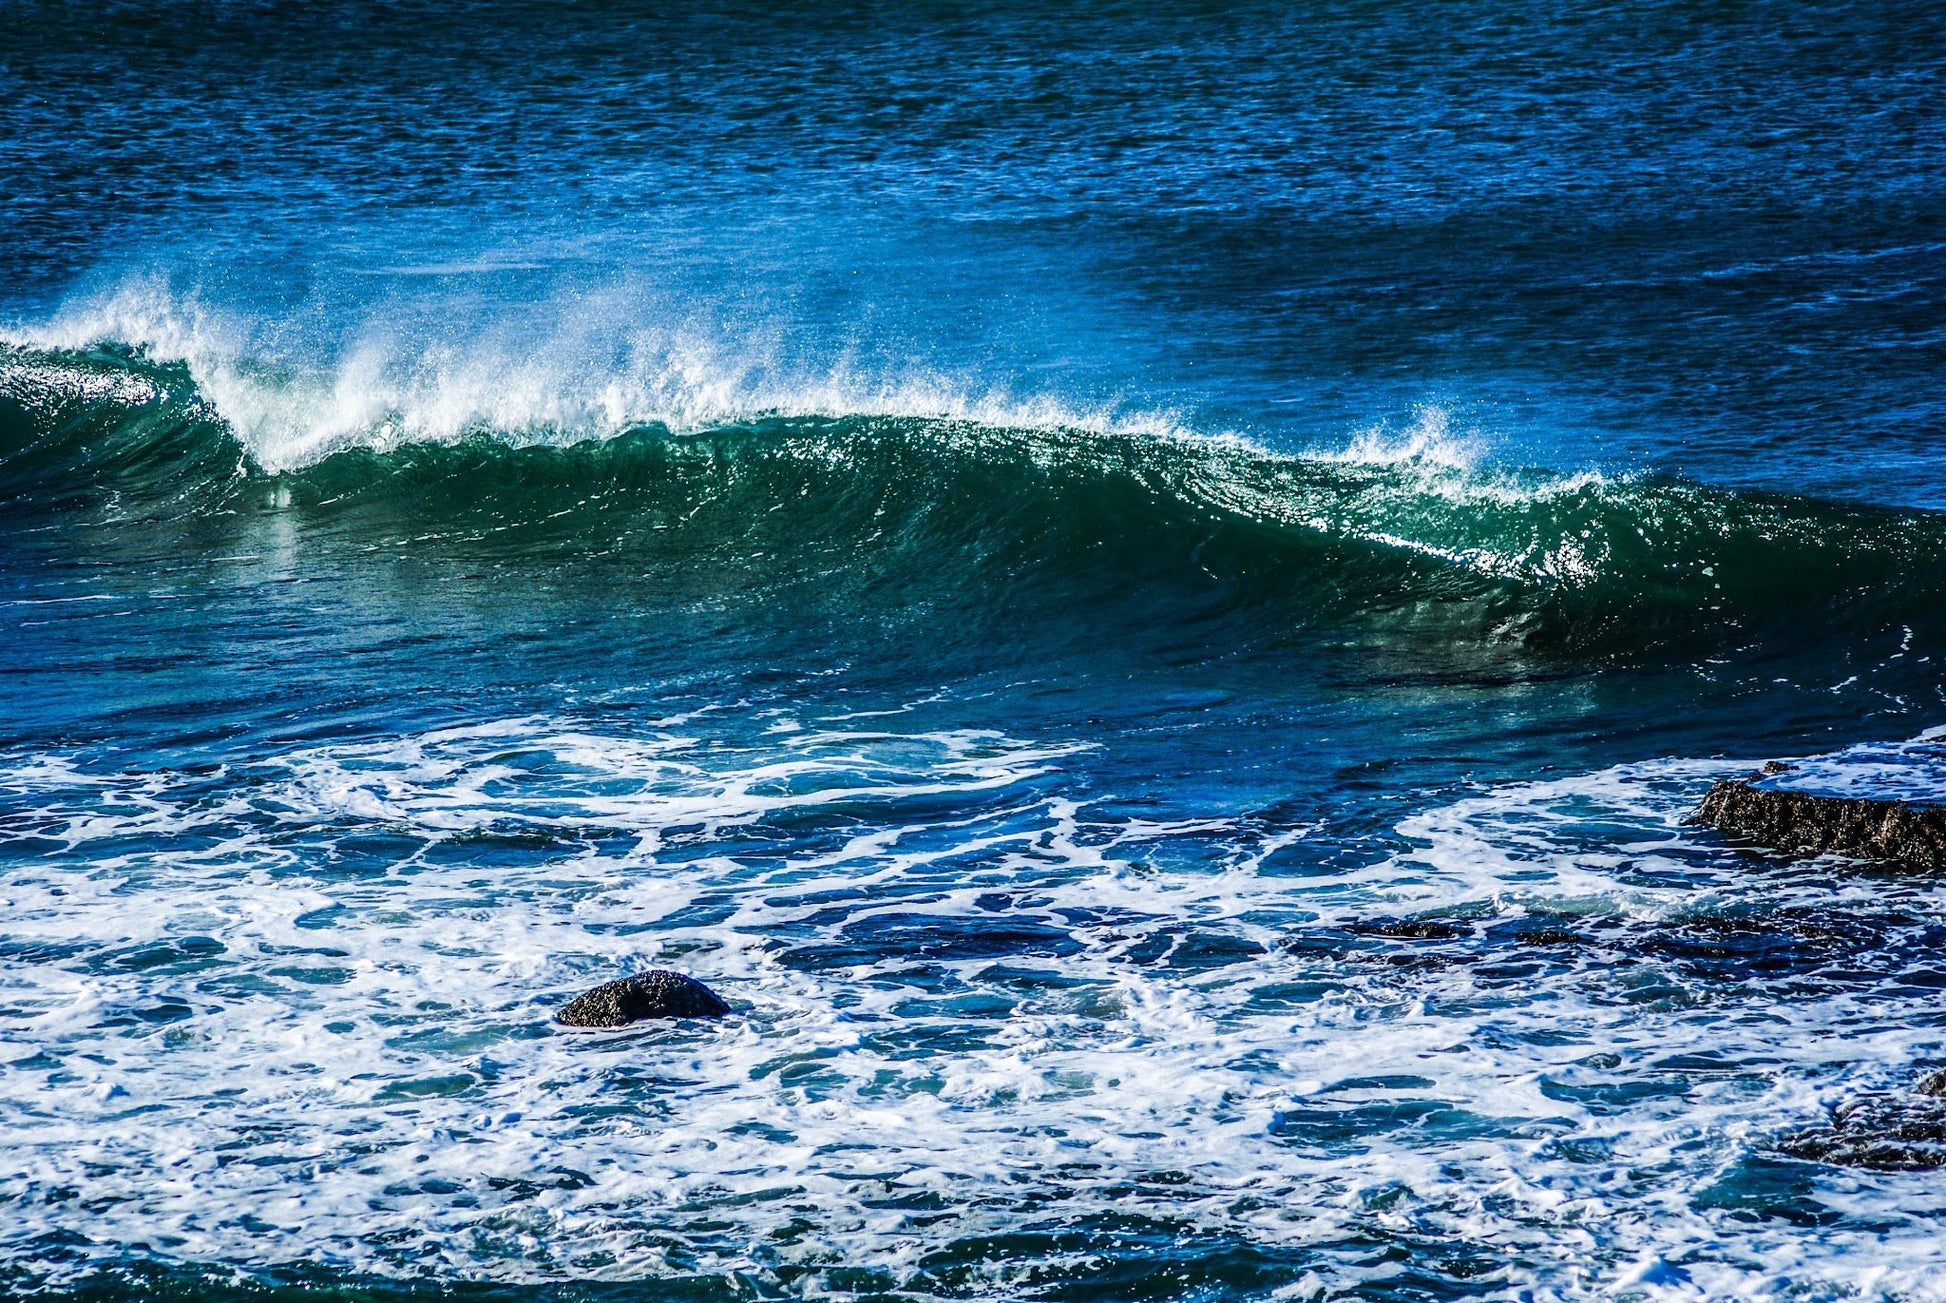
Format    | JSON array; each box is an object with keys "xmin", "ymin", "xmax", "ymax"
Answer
[{"xmin": 4, "ymin": 3, "xmax": 1946, "ymax": 1298}]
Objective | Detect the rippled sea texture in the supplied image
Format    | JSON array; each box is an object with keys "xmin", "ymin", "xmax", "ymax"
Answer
[{"xmin": 5, "ymin": 2, "xmax": 1946, "ymax": 1300}]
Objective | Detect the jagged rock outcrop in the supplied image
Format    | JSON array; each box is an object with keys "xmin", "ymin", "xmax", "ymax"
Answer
[
  {"xmin": 1689, "ymin": 761, "xmax": 1946, "ymax": 871},
  {"xmin": 556, "ymin": 969, "xmax": 731, "ymax": 1027}
]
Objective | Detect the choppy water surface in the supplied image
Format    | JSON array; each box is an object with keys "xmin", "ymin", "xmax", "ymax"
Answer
[{"xmin": 5, "ymin": 2, "xmax": 1946, "ymax": 1299}]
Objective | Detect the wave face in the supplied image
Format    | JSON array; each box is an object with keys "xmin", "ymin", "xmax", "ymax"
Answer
[{"xmin": 5, "ymin": 340, "xmax": 1944, "ymax": 676}]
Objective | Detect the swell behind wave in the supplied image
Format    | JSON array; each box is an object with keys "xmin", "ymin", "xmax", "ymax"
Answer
[{"xmin": 4, "ymin": 342, "xmax": 1944, "ymax": 667}]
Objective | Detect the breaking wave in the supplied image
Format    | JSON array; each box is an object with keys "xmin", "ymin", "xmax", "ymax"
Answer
[{"xmin": 3, "ymin": 338, "xmax": 1944, "ymax": 666}]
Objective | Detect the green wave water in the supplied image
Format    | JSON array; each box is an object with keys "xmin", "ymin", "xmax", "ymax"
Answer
[{"xmin": 6, "ymin": 342, "xmax": 1942, "ymax": 672}]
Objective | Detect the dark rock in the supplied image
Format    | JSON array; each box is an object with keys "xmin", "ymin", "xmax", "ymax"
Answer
[
  {"xmin": 556, "ymin": 970, "xmax": 731, "ymax": 1028},
  {"xmin": 1509, "ymin": 928, "xmax": 1586, "ymax": 947},
  {"xmin": 1689, "ymin": 778, "xmax": 1946, "ymax": 872},
  {"xmin": 1778, "ymin": 1089, "xmax": 1946, "ymax": 1171},
  {"xmin": 1346, "ymin": 918, "xmax": 1470, "ymax": 941}
]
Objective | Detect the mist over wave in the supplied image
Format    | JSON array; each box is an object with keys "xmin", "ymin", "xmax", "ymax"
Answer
[{"xmin": 6, "ymin": 278, "xmax": 1202, "ymax": 472}]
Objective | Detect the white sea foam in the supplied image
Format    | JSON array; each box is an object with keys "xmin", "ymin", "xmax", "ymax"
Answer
[
  {"xmin": 1750, "ymin": 736, "xmax": 1946, "ymax": 806},
  {"xmin": 4, "ymin": 718, "xmax": 1946, "ymax": 1298}
]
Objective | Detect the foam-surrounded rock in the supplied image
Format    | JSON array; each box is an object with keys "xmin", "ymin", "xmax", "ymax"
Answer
[
  {"xmin": 556, "ymin": 970, "xmax": 731, "ymax": 1027},
  {"xmin": 1690, "ymin": 770, "xmax": 1946, "ymax": 872},
  {"xmin": 1778, "ymin": 1089, "xmax": 1946, "ymax": 1171}
]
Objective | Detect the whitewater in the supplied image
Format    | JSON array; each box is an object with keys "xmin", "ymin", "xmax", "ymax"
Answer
[{"xmin": 9, "ymin": 713, "xmax": 1946, "ymax": 1299}]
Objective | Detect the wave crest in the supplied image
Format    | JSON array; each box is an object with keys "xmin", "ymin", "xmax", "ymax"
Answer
[{"xmin": 5, "ymin": 278, "xmax": 1198, "ymax": 472}]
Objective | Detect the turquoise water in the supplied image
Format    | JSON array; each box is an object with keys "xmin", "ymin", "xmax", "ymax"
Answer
[{"xmin": 5, "ymin": 3, "xmax": 1946, "ymax": 1298}]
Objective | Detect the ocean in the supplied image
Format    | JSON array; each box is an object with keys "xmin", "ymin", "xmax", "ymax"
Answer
[{"xmin": 4, "ymin": 2, "xmax": 1946, "ymax": 1298}]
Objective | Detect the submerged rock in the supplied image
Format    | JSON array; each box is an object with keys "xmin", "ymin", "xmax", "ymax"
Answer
[
  {"xmin": 556, "ymin": 970, "xmax": 731, "ymax": 1027},
  {"xmin": 1690, "ymin": 742, "xmax": 1946, "ymax": 871},
  {"xmin": 1778, "ymin": 1082, "xmax": 1946, "ymax": 1171}
]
